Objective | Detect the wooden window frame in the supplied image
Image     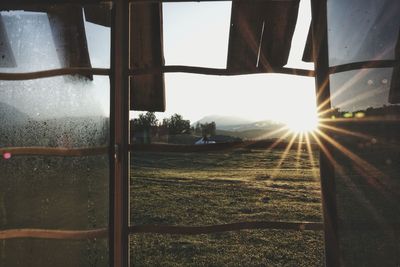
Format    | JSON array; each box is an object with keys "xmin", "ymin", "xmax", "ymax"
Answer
[{"xmin": 1, "ymin": 1, "xmax": 399, "ymax": 266}]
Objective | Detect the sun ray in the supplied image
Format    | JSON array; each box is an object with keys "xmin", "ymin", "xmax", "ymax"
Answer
[
  {"xmin": 320, "ymin": 116, "xmax": 400, "ymax": 123},
  {"xmin": 295, "ymin": 132, "xmax": 304, "ymax": 169},
  {"xmin": 256, "ymin": 125, "xmax": 290, "ymax": 141},
  {"xmin": 318, "ymin": 47, "xmax": 393, "ymax": 115},
  {"xmin": 314, "ymin": 129, "xmax": 397, "ymax": 197},
  {"xmin": 304, "ymin": 133, "xmax": 319, "ymax": 179},
  {"xmin": 310, "ymin": 132, "xmax": 394, "ymax": 227},
  {"xmin": 273, "ymin": 133, "xmax": 298, "ymax": 176},
  {"xmin": 328, "ymin": 86, "xmax": 386, "ymax": 115},
  {"xmin": 318, "ymin": 123, "xmax": 373, "ymax": 140},
  {"xmin": 265, "ymin": 129, "xmax": 293, "ymax": 151}
]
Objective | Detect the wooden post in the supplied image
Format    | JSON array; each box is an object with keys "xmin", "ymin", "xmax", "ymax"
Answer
[
  {"xmin": 310, "ymin": 0, "xmax": 340, "ymax": 266},
  {"xmin": 110, "ymin": 0, "xmax": 130, "ymax": 266}
]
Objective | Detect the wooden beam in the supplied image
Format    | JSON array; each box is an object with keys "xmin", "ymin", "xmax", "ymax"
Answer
[
  {"xmin": 0, "ymin": 15, "xmax": 17, "ymax": 67},
  {"xmin": 0, "ymin": 68, "xmax": 109, "ymax": 80},
  {"xmin": 227, "ymin": 0, "xmax": 300, "ymax": 71},
  {"xmin": 311, "ymin": 0, "xmax": 340, "ymax": 266},
  {"xmin": 0, "ymin": 228, "xmax": 107, "ymax": 240},
  {"xmin": 110, "ymin": 0, "xmax": 130, "ymax": 266},
  {"xmin": 132, "ymin": 65, "xmax": 315, "ymax": 77},
  {"xmin": 47, "ymin": 5, "xmax": 93, "ymax": 80},
  {"xmin": 130, "ymin": 1, "xmax": 165, "ymax": 112},
  {"xmin": 0, "ymin": 146, "xmax": 108, "ymax": 157}
]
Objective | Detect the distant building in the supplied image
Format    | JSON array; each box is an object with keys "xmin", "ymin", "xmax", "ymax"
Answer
[{"xmin": 195, "ymin": 137, "xmax": 216, "ymax": 145}]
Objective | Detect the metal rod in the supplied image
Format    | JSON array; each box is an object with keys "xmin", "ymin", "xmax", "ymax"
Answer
[{"xmin": 311, "ymin": 0, "xmax": 340, "ymax": 266}]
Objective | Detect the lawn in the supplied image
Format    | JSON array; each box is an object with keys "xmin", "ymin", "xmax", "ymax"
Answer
[{"xmin": 130, "ymin": 147, "xmax": 324, "ymax": 266}]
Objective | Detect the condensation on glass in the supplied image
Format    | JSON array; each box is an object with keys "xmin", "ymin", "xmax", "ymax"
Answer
[
  {"xmin": 0, "ymin": 5, "xmax": 110, "ymax": 267},
  {"xmin": 327, "ymin": 0, "xmax": 400, "ymax": 265},
  {"xmin": 327, "ymin": 0, "xmax": 400, "ymax": 66}
]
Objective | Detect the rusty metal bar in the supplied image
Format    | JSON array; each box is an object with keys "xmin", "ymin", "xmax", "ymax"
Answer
[
  {"xmin": 130, "ymin": 221, "xmax": 323, "ymax": 235},
  {"xmin": 0, "ymin": 228, "xmax": 107, "ymax": 240},
  {"xmin": 110, "ymin": 0, "xmax": 130, "ymax": 266},
  {"xmin": 0, "ymin": 146, "xmax": 108, "ymax": 157},
  {"xmin": 0, "ymin": 68, "xmax": 109, "ymax": 81},
  {"xmin": 311, "ymin": 0, "xmax": 340, "ymax": 266}
]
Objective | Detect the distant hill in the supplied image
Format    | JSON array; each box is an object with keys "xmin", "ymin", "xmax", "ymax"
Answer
[
  {"xmin": 0, "ymin": 102, "xmax": 109, "ymax": 147},
  {"xmin": 217, "ymin": 127, "xmax": 285, "ymax": 140},
  {"xmin": 193, "ymin": 114, "xmax": 287, "ymax": 140},
  {"xmin": 194, "ymin": 115, "xmax": 252, "ymax": 129},
  {"xmin": 0, "ymin": 102, "xmax": 31, "ymax": 125}
]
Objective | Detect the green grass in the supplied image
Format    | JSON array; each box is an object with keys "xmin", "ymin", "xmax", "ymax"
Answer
[{"xmin": 130, "ymin": 148, "xmax": 324, "ymax": 266}]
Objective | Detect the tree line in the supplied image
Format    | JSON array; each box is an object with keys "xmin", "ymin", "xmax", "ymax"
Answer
[{"xmin": 131, "ymin": 112, "xmax": 216, "ymax": 138}]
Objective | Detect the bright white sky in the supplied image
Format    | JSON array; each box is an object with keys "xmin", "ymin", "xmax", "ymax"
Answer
[
  {"xmin": 1, "ymin": 1, "xmax": 318, "ymax": 130},
  {"xmin": 132, "ymin": 0, "xmax": 318, "ymax": 129}
]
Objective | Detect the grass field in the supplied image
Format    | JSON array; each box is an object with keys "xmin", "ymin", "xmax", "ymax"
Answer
[{"xmin": 130, "ymin": 147, "xmax": 324, "ymax": 266}]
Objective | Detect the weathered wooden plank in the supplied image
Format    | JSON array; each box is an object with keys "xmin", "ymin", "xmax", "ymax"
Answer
[
  {"xmin": 227, "ymin": 0, "xmax": 300, "ymax": 72},
  {"xmin": 130, "ymin": 2, "xmax": 165, "ymax": 111},
  {"xmin": 47, "ymin": 5, "xmax": 93, "ymax": 80},
  {"xmin": 84, "ymin": 4, "xmax": 112, "ymax": 27},
  {"xmin": 389, "ymin": 28, "xmax": 400, "ymax": 104},
  {"xmin": 0, "ymin": 228, "xmax": 108, "ymax": 240},
  {"xmin": 0, "ymin": 15, "xmax": 16, "ymax": 68},
  {"xmin": 0, "ymin": 146, "xmax": 108, "ymax": 156},
  {"xmin": 0, "ymin": 67, "xmax": 109, "ymax": 80}
]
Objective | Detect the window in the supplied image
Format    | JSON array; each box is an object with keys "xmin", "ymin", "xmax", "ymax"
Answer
[
  {"xmin": 1, "ymin": 1, "xmax": 399, "ymax": 266},
  {"xmin": 0, "ymin": 5, "xmax": 111, "ymax": 266}
]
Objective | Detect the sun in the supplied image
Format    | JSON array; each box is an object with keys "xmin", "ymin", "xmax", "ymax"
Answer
[{"xmin": 284, "ymin": 113, "xmax": 319, "ymax": 134}]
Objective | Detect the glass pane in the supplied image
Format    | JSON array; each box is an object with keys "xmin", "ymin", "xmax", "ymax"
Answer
[
  {"xmin": 163, "ymin": 2, "xmax": 231, "ymax": 68},
  {"xmin": 130, "ymin": 74, "xmax": 324, "ymax": 265},
  {"xmin": 0, "ymin": 5, "xmax": 110, "ymax": 72},
  {"xmin": 0, "ymin": 75, "xmax": 110, "ymax": 266},
  {"xmin": 327, "ymin": 0, "xmax": 400, "ymax": 66},
  {"xmin": 326, "ymin": 68, "xmax": 400, "ymax": 265},
  {"xmin": 0, "ymin": 6, "xmax": 110, "ymax": 265}
]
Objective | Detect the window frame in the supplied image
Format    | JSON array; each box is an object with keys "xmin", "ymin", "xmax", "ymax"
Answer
[{"xmin": 1, "ymin": 1, "xmax": 399, "ymax": 267}]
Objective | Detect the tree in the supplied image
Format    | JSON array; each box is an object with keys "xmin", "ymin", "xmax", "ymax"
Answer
[
  {"xmin": 200, "ymin": 121, "xmax": 216, "ymax": 137},
  {"xmin": 131, "ymin": 112, "xmax": 158, "ymax": 144},
  {"xmin": 132, "ymin": 112, "xmax": 158, "ymax": 130},
  {"xmin": 194, "ymin": 122, "xmax": 202, "ymax": 135},
  {"xmin": 163, "ymin": 113, "xmax": 191, "ymax": 135}
]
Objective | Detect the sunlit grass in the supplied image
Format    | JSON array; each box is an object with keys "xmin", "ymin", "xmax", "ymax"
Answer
[{"xmin": 130, "ymin": 149, "xmax": 323, "ymax": 266}]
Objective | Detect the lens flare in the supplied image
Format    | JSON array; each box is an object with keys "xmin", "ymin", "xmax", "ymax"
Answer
[{"xmin": 3, "ymin": 152, "xmax": 12, "ymax": 160}]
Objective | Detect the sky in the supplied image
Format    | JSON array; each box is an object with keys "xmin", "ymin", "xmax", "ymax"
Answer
[
  {"xmin": 134, "ymin": 0, "xmax": 318, "ymax": 128},
  {"xmin": 0, "ymin": 1, "xmax": 318, "ymax": 129}
]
